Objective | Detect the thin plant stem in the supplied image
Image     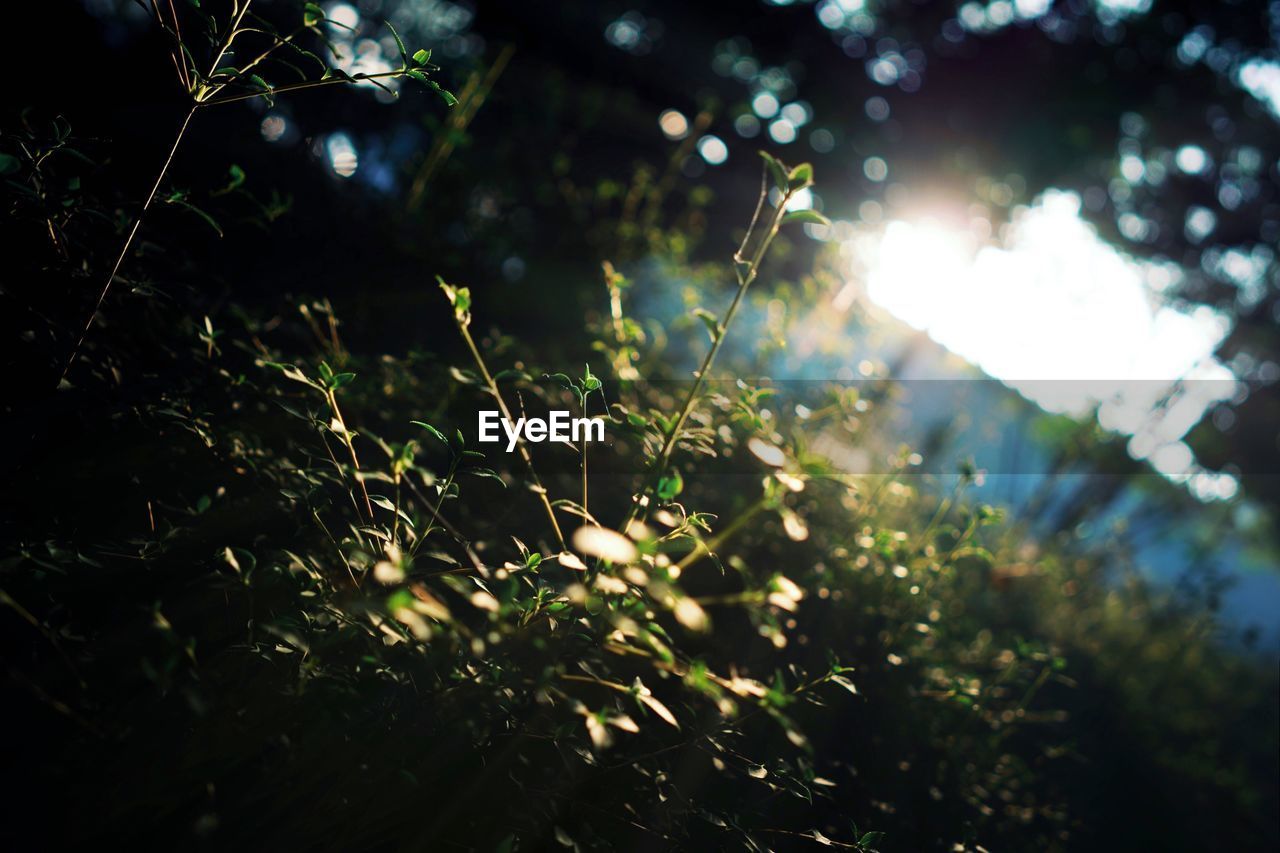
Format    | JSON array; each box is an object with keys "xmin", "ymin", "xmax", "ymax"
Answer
[
  {"xmin": 391, "ymin": 472, "xmax": 403, "ymax": 547},
  {"xmin": 158, "ymin": 0, "xmax": 192, "ymax": 91},
  {"xmin": 326, "ymin": 389, "xmax": 375, "ymax": 521},
  {"xmin": 58, "ymin": 104, "xmax": 197, "ymax": 387},
  {"xmin": 401, "ymin": 471, "xmax": 486, "ymax": 576},
  {"xmin": 457, "ymin": 323, "xmax": 567, "ymax": 550},
  {"xmin": 231, "ymin": 27, "xmax": 303, "ymax": 83},
  {"xmin": 204, "ymin": 0, "xmax": 254, "ymax": 84},
  {"xmin": 624, "ymin": 178, "xmax": 795, "ymax": 532},
  {"xmin": 56, "ymin": 0, "xmax": 427, "ymax": 386},
  {"xmin": 410, "ymin": 462, "xmax": 457, "ymax": 557},
  {"xmin": 914, "ymin": 477, "xmax": 965, "ymax": 553},
  {"xmin": 582, "ymin": 393, "xmax": 594, "ymax": 527},
  {"xmin": 317, "ymin": 426, "xmax": 370, "ymax": 524},
  {"xmin": 200, "ymin": 71, "xmax": 408, "ymax": 106},
  {"xmin": 674, "ymin": 494, "xmax": 769, "ymax": 573},
  {"xmin": 401, "ymin": 472, "xmax": 486, "ymax": 574},
  {"xmin": 407, "ymin": 44, "xmax": 515, "ymax": 210},
  {"xmin": 59, "ymin": 0, "xmax": 233, "ymax": 386},
  {"xmin": 311, "ymin": 508, "xmax": 358, "ymax": 588}
]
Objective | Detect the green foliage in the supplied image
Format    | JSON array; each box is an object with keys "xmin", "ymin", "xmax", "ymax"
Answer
[
  {"xmin": 46, "ymin": 0, "xmax": 457, "ymax": 389},
  {"xmin": 151, "ymin": 1, "xmax": 453, "ymax": 106},
  {"xmin": 0, "ymin": 79, "xmax": 1275, "ymax": 853}
]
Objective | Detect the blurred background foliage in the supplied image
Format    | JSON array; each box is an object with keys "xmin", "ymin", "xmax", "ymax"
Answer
[{"xmin": 1, "ymin": 0, "xmax": 1278, "ymax": 850}]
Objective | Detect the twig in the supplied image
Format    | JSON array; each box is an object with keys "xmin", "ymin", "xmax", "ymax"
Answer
[
  {"xmin": 623, "ymin": 169, "xmax": 797, "ymax": 532},
  {"xmin": 57, "ymin": 105, "xmax": 197, "ymax": 386},
  {"xmin": 456, "ymin": 321, "xmax": 566, "ymax": 549},
  {"xmin": 407, "ymin": 44, "xmax": 515, "ymax": 210}
]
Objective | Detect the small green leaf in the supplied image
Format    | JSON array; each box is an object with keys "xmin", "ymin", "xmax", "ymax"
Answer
[
  {"xmin": 759, "ymin": 150, "xmax": 788, "ymax": 193},
  {"xmin": 830, "ymin": 674, "xmax": 859, "ymax": 695},
  {"xmin": 545, "ymin": 373, "xmax": 576, "ymax": 391},
  {"xmin": 657, "ymin": 469, "xmax": 683, "ymax": 501},
  {"xmin": 303, "ymin": 2, "xmax": 324, "ymax": 26},
  {"xmin": 261, "ymin": 360, "xmax": 321, "ymax": 389},
  {"xmin": 465, "ymin": 468, "xmax": 506, "ymax": 487},
  {"xmin": 412, "ymin": 48, "xmax": 431, "ymax": 66},
  {"xmin": 166, "ymin": 197, "xmax": 223, "ymax": 236},
  {"xmin": 782, "ymin": 209, "xmax": 830, "ymax": 226},
  {"xmin": 582, "ymin": 364, "xmax": 601, "ymax": 393},
  {"xmin": 438, "ymin": 278, "xmax": 472, "ymax": 323},
  {"xmin": 428, "ymin": 79, "xmax": 459, "ymax": 106},
  {"xmin": 692, "ymin": 307, "xmax": 721, "ymax": 342},
  {"xmin": 787, "ymin": 162, "xmax": 813, "ymax": 189},
  {"xmin": 330, "ymin": 372, "xmax": 356, "ymax": 388},
  {"xmin": 448, "ymin": 366, "xmax": 480, "ymax": 385},
  {"xmin": 412, "ymin": 420, "xmax": 448, "ymax": 444},
  {"xmin": 385, "ymin": 20, "xmax": 408, "ymax": 63}
]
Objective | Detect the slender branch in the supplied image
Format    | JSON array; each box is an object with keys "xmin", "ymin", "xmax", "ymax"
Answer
[
  {"xmin": 581, "ymin": 392, "xmax": 593, "ymax": 527},
  {"xmin": 317, "ymin": 426, "xmax": 370, "ymax": 523},
  {"xmin": 674, "ymin": 494, "xmax": 769, "ymax": 573},
  {"xmin": 229, "ymin": 26, "xmax": 304, "ymax": 83},
  {"xmin": 407, "ymin": 44, "xmax": 515, "ymax": 210},
  {"xmin": 200, "ymin": 70, "xmax": 409, "ymax": 106},
  {"xmin": 401, "ymin": 468, "xmax": 486, "ymax": 575},
  {"xmin": 560, "ymin": 673, "xmax": 633, "ymax": 693},
  {"xmin": 390, "ymin": 471, "xmax": 403, "ymax": 547},
  {"xmin": 745, "ymin": 828, "xmax": 858, "ymax": 849},
  {"xmin": 311, "ymin": 508, "xmax": 358, "ymax": 588},
  {"xmin": 458, "ymin": 323, "xmax": 567, "ymax": 549},
  {"xmin": 204, "ymin": 0, "xmax": 255, "ymax": 87},
  {"xmin": 913, "ymin": 477, "xmax": 964, "ymax": 553},
  {"xmin": 410, "ymin": 462, "xmax": 457, "ymax": 557},
  {"xmin": 150, "ymin": 0, "xmax": 191, "ymax": 92},
  {"xmin": 55, "ymin": 3, "xmax": 428, "ymax": 386},
  {"xmin": 0, "ymin": 588, "xmax": 88, "ymax": 690},
  {"xmin": 166, "ymin": 0, "xmax": 191, "ymax": 90},
  {"xmin": 736, "ymin": 165, "xmax": 770, "ymax": 266},
  {"xmin": 57, "ymin": 105, "xmax": 197, "ymax": 386},
  {"xmin": 326, "ymin": 389, "xmax": 375, "ymax": 521},
  {"xmin": 623, "ymin": 180, "xmax": 795, "ymax": 532}
]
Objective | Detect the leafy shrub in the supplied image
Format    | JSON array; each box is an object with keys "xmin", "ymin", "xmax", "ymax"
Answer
[{"xmin": 0, "ymin": 6, "xmax": 1276, "ymax": 850}]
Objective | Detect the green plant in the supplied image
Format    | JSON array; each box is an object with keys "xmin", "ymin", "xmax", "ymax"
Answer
[
  {"xmin": 3, "ymin": 73, "xmax": 1275, "ymax": 851},
  {"xmin": 58, "ymin": 0, "xmax": 452, "ymax": 386},
  {"xmin": 620, "ymin": 154, "xmax": 828, "ymax": 537}
]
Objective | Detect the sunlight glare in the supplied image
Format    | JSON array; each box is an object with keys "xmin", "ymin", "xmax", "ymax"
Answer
[{"xmin": 855, "ymin": 190, "xmax": 1237, "ymax": 493}]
